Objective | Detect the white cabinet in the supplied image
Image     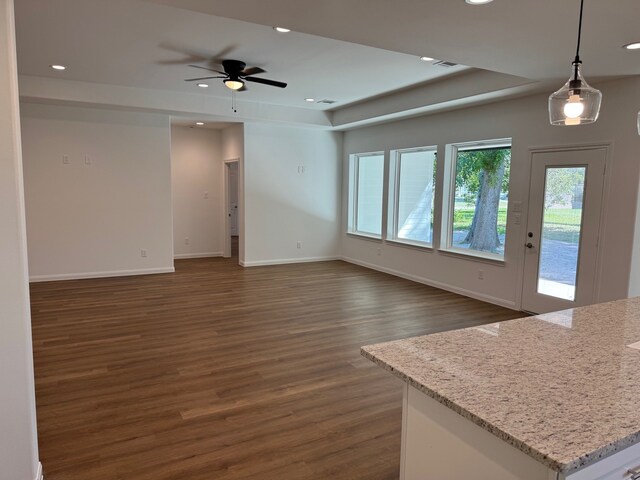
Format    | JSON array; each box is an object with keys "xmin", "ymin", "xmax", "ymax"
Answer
[{"xmin": 400, "ymin": 384, "xmax": 640, "ymax": 480}]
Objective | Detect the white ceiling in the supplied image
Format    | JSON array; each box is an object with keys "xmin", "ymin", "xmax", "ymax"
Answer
[
  {"xmin": 15, "ymin": 0, "xmax": 639, "ymax": 127},
  {"xmin": 14, "ymin": 0, "xmax": 468, "ymax": 112},
  {"xmin": 147, "ymin": 0, "xmax": 640, "ymax": 81}
]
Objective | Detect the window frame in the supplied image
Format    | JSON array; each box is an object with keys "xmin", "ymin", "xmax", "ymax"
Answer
[
  {"xmin": 387, "ymin": 145, "xmax": 438, "ymax": 249},
  {"xmin": 440, "ymin": 138, "xmax": 512, "ymax": 262},
  {"xmin": 347, "ymin": 151, "xmax": 386, "ymax": 240}
]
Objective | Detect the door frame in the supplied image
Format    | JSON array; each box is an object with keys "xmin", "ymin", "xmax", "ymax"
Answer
[
  {"xmin": 516, "ymin": 142, "xmax": 612, "ymax": 312},
  {"xmin": 223, "ymin": 158, "xmax": 240, "ymax": 258}
]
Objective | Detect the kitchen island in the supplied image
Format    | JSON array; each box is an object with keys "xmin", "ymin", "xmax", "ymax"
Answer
[{"xmin": 362, "ymin": 298, "xmax": 640, "ymax": 480}]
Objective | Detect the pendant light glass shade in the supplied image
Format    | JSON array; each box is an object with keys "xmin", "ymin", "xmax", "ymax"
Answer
[
  {"xmin": 549, "ymin": 63, "xmax": 602, "ymax": 126},
  {"xmin": 548, "ymin": 0, "xmax": 602, "ymax": 126}
]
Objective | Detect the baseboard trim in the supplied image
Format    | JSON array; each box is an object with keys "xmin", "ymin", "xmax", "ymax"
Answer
[
  {"xmin": 174, "ymin": 252, "xmax": 223, "ymax": 259},
  {"xmin": 341, "ymin": 256, "xmax": 517, "ymax": 310},
  {"xmin": 242, "ymin": 256, "xmax": 340, "ymax": 267},
  {"xmin": 29, "ymin": 267, "xmax": 175, "ymax": 283},
  {"xmin": 35, "ymin": 462, "xmax": 43, "ymax": 480}
]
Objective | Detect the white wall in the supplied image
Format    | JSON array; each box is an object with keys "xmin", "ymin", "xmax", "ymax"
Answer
[
  {"xmin": 342, "ymin": 77, "xmax": 640, "ymax": 309},
  {"xmin": 171, "ymin": 126, "xmax": 224, "ymax": 259},
  {"xmin": 0, "ymin": 1, "xmax": 40, "ymax": 479},
  {"xmin": 222, "ymin": 124, "xmax": 245, "ymax": 262},
  {"xmin": 243, "ymin": 123, "xmax": 343, "ymax": 266},
  {"xmin": 20, "ymin": 103, "xmax": 174, "ymax": 281}
]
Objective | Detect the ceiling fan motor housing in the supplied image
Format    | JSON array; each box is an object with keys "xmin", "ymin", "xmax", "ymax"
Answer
[{"xmin": 222, "ymin": 59, "xmax": 246, "ymax": 75}]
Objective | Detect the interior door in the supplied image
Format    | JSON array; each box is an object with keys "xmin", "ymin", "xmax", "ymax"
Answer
[
  {"xmin": 521, "ymin": 146, "xmax": 606, "ymax": 314},
  {"xmin": 228, "ymin": 162, "xmax": 239, "ymax": 236}
]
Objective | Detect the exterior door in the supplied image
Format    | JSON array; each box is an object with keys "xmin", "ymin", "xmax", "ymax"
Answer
[{"xmin": 521, "ymin": 146, "xmax": 606, "ymax": 314}]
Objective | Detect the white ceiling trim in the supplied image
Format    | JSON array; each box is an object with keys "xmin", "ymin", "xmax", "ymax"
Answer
[
  {"xmin": 18, "ymin": 75, "xmax": 332, "ymax": 128},
  {"xmin": 18, "ymin": 70, "xmax": 548, "ymax": 131},
  {"xmin": 332, "ymin": 70, "xmax": 537, "ymax": 129}
]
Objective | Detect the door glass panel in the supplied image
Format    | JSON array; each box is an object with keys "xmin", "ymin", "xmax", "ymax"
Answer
[{"xmin": 537, "ymin": 167, "xmax": 586, "ymax": 301}]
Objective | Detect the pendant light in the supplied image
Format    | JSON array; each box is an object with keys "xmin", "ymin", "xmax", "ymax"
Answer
[{"xmin": 549, "ymin": 0, "xmax": 602, "ymax": 126}]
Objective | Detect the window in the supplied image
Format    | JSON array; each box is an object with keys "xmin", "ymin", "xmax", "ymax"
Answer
[
  {"xmin": 441, "ymin": 139, "xmax": 512, "ymax": 260},
  {"xmin": 388, "ymin": 147, "xmax": 437, "ymax": 246},
  {"xmin": 348, "ymin": 152, "xmax": 385, "ymax": 237}
]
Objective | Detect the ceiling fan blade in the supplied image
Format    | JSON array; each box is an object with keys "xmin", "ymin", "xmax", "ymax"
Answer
[
  {"xmin": 158, "ymin": 58, "xmax": 202, "ymax": 65},
  {"xmin": 210, "ymin": 45, "xmax": 238, "ymax": 66},
  {"xmin": 184, "ymin": 76, "xmax": 224, "ymax": 82},
  {"xmin": 241, "ymin": 66, "xmax": 266, "ymax": 76},
  {"xmin": 189, "ymin": 65, "xmax": 226, "ymax": 75},
  {"xmin": 157, "ymin": 42, "xmax": 209, "ymax": 65},
  {"xmin": 244, "ymin": 76, "xmax": 287, "ymax": 88}
]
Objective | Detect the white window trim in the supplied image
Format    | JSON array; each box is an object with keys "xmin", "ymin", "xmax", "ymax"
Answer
[
  {"xmin": 387, "ymin": 146, "xmax": 438, "ymax": 249},
  {"xmin": 440, "ymin": 138, "xmax": 512, "ymax": 262},
  {"xmin": 347, "ymin": 151, "xmax": 385, "ymax": 239}
]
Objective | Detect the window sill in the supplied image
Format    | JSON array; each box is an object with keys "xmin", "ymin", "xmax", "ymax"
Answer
[
  {"xmin": 386, "ymin": 239, "xmax": 434, "ymax": 252},
  {"xmin": 346, "ymin": 232, "xmax": 383, "ymax": 242},
  {"xmin": 438, "ymin": 247, "xmax": 506, "ymax": 266}
]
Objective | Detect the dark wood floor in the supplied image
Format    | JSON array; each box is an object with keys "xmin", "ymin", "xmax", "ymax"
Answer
[{"xmin": 30, "ymin": 258, "xmax": 523, "ymax": 480}]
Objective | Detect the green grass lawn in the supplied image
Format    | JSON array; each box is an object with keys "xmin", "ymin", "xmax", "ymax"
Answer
[{"xmin": 453, "ymin": 203, "xmax": 582, "ymax": 243}]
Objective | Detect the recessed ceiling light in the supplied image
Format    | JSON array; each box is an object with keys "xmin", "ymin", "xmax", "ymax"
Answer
[
  {"xmin": 274, "ymin": 26, "xmax": 291, "ymax": 33},
  {"xmin": 623, "ymin": 42, "xmax": 640, "ymax": 50},
  {"xmin": 465, "ymin": 0, "xmax": 493, "ymax": 4},
  {"xmin": 420, "ymin": 56, "xmax": 435, "ymax": 62},
  {"xmin": 197, "ymin": 83, "xmax": 209, "ymax": 88},
  {"xmin": 50, "ymin": 64, "xmax": 66, "ymax": 71},
  {"xmin": 305, "ymin": 98, "xmax": 315, "ymax": 102},
  {"xmin": 195, "ymin": 122, "xmax": 205, "ymax": 126}
]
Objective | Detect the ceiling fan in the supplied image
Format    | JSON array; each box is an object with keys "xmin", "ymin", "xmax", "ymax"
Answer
[{"xmin": 185, "ymin": 59, "xmax": 287, "ymax": 91}]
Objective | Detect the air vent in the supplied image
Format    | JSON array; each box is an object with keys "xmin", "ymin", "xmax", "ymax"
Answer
[
  {"xmin": 433, "ymin": 60, "xmax": 458, "ymax": 68},
  {"xmin": 317, "ymin": 99, "xmax": 336, "ymax": 104}
]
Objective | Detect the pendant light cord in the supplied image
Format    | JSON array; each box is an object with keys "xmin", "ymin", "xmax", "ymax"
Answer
[{"xmin": 572, "ymin": 0, "xmax": 585, "ymax": 80}]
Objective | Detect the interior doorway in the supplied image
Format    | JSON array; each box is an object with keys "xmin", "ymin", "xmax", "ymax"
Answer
[
  {"xmin": 521, "ymin": 145, "xmax": 608, "ymax": 314},
  {"xmin": 224, "ymin": 160, "xmax": 239, "ymax": 259}
]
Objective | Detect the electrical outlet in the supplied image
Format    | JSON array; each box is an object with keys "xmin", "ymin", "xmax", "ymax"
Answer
[
  {"xmin": 62, "ymin": 155, "xmax": 70, "ymax": 165},
  {"xmin": 377, "ymin": 247, "xmax": 382, "ymax": 256},
  {"xmin": 297, "ymin": 241, "xmax": 302, "ymax": 249},
  {"xmin": 203, "ymin": 192, "xmax": 209, "ymax": 199},
  {"xmin": 478, "ymin": 270, "xmax": 484, "ymax": 280},
  {"xmin": 184, "ymin": 237, "xmax": 190, "ymax": 245},
  {"xmin": 84, "ymin": 155, "xmax": 91, "ymax": 165},
  {"xmin": 141, "ymin": 249, "xmax": 147, "ymax": 258}
]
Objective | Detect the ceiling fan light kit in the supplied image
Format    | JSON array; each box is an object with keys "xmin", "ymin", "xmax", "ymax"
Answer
[
  {"xmin": 224, "ymin": 79, "xmax": 245, "ymax": 90},
  {"xmin": 549, "ymin": 0, "xmax": 602, "ymax": 126}
]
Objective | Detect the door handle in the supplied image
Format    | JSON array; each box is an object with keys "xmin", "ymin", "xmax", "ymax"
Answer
[
  {"xmin": 526, "ymin": 243, "xmax": 534, "ymax": 249},
  {"xmin": 628, "ymin": 467, "xmax": 640, "ymax": 480}
]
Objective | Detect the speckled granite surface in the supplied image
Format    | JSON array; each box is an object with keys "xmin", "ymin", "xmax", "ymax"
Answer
[{"xmin": 362, "ymin": 298, "xmax": 640, "ymax": 474}]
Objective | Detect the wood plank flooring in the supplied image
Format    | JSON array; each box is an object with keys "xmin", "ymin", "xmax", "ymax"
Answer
[{"xmin": 30, "ymin": 258, "xmax": 524, "ymax": 480}]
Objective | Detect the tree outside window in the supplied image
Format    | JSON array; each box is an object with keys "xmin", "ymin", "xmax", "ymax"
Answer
[{"xmin": 450, "ymin": 144, "xmax": 511, "ymax": 256}]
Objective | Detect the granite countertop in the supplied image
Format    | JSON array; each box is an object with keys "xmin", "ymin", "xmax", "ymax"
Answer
[{"xmin": 361, "ymin": 297, "xmax": 640, "ymax": 475}]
